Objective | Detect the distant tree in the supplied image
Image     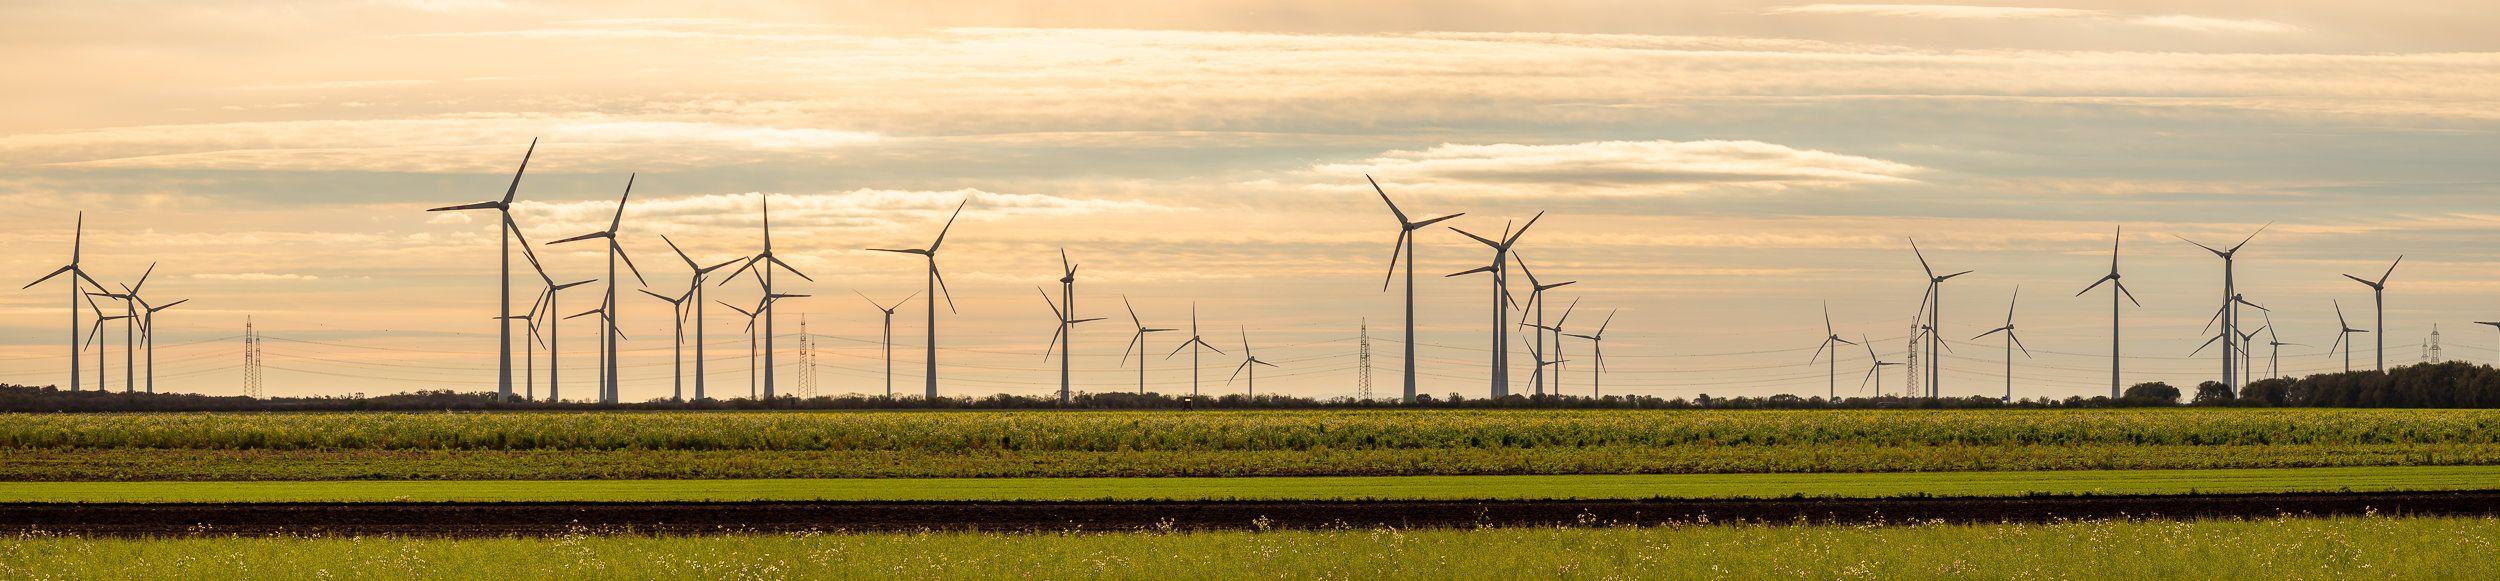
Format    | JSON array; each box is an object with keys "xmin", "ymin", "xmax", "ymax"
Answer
[
  {"xmin": 2191, "ymin": 381, "xmax": 2236, "ymax": 406},
  {"xmin": 2122, "ymin": 382, "xmax": 2181, "ymax": 406}
]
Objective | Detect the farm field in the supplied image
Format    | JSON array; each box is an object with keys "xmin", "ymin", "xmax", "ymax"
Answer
[
  {"xmin": 8, "ymin": 409, "xmax": 2499, "ymax": 480},
  {"xmin": 5, "ymin": 515, "xmax": 2492, "ymax": 579},
  {"xmin": 4, "ymin": 465, "xmax": 2496, "ymax": 503}
]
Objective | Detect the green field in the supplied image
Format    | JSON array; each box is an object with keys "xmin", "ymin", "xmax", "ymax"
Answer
[
  {"xmin": 9, "ymin": 409, "xmax": 2499, "ymax": 481},
  {"xmin": 4, "ymin": 465, "xmax": 2492, "ymax": 503},
  {"xmin": 5, "ymin": 516, "xmax": 2490, "ymax": 579}
]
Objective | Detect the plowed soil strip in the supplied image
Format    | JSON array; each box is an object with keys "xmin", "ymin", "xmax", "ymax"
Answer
[{"xmin": 7, "ymin": 490, "xmax": 2499, "ymax": 537}]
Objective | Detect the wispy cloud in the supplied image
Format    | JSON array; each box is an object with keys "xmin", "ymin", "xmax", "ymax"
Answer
[
  {"xmin": 1767, "ymin": 3, "xmax": 2299, "ymax": 34},
  {"xmin": 6, "ymin": 116, "xmax": 880, "ymax": 172},
  {"xmin": 1766, "ymin": 4, "xmax": 2104, "ymax": 20},
  {"xmin": 192, "ymin": 273, "xmax": 320, "ymax": 281},
  {"xmin": 1312, "ymin": 140, "xmax": 1923, "ymax": 196}
]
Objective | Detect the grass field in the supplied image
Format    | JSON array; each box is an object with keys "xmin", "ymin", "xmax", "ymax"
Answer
[
  {"xmin": 4, "ymin": 516, "xmax": 2491, "ymax": 579},
  {"xmin": 3, "ymin": 465, "xmax": 2492, "ymax": 503},
  {"xmin": 10, "ymin": 409, "xmax": 2500, "ymax": 481}
]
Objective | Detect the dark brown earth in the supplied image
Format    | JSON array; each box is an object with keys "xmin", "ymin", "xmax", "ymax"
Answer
[{"xmin": 6, "ymin": 490, "xmax": 2497, "ymax": 537}]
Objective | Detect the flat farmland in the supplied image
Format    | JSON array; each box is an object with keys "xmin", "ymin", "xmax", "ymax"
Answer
[{"xmin": 6, "ymin": 409, "xmax": 2499, "ymax": 481}]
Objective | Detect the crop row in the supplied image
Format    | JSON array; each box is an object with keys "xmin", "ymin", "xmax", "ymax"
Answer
[{"xmin": 3, "ymin": 409, "xmax": 2497, "ymax": 452}]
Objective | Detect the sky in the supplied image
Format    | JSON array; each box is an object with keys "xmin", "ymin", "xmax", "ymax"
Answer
[{"xmin": 3, "ymin": 1, "xmax": 2498, "ymax": 402}]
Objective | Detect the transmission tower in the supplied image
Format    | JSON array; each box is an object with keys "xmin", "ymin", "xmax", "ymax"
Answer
[
  {"xmin": 796, "ymin": 314, "xmax": 818, "ymax": 399},
  {"xmin": 2429, "ymin": 324, "xmax": 2443, "ymax": 364},
  {"xmin": 1357, "ymin": 319, "xmax": 1374, "ymax": 401},
  {"xmin": 1904, "ymin": 318, "xmax": 1921, "ymax": 398},
  {"xmin": 243, "ymin": 317, "xmax": 264, "ymax": 398}
]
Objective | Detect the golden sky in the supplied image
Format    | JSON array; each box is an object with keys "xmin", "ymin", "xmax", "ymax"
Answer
[{"xmin": 3, "ymin": 1, "xmax": 2498, "ymax": 400}]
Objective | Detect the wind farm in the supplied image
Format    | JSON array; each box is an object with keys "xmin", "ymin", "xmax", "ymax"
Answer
[{"xmin": 9, "ymin": 2, "xmax": 2500, "ymax": 577}]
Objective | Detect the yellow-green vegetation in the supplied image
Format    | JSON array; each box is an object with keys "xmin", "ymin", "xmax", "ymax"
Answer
[
  {"xmin": 6, "ymin": 409, "xmax": 2500, "ymax": 480},
  {"xmin": 4, "ymin": 516, "xmax": 2492, "ymax": 580},
  {"xmin": 1, "ymin": 465, "xmax": 2492, "ymax": 503}
]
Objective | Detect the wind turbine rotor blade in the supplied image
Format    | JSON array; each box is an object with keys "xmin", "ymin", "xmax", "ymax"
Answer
[
  {"xmin": 1810, "ymin": 339, "xmax": 1829, "ymax": 364},
  {"xmin": 500, "ymin": 138, "xmax": 537, "ymax": 204},
  {"xmin": 614, "ymin": 242, "xmax": 647, "ymax": 286},
  {"xmin": 1121, "ymin": 332, "xmax": 1142, "ymax": 365},
  {"xmin": 1043, "ymin": 325, "xmax": 1064, "ymax": 361},
  {"xmin": 1909, "ymin": 238, "xmax": 1934, "ymax": 278},
  {"xmin": 24, "ymin": 265, "xmax": 72, "ymax": 289},
  {"xmin": 549, "ymin": 231, "xmax": 607, "ymax": 245},
  {"xmin": 638, "ymin": 289, "xmax": 678, "ymax": 303},
  {"xmin": 2190, "ymin": 330, "xmax": 2230, "ymax": 358},
  {"xmin": 1367, "ymin": 175, "xmax": 1409, "ymax": 224},
  {"xmin": 2381, "ymin": 255, "xmax": 2402, "ymax": 284},
  {"xmin": 2077, "ymin": 275, "xmax": 2111, "ymax": 297},
  {"xmin": 769, "ymin": 256, "xmax": 813, "ymax": 282},
  {"xmin": 1445, "ymin": 265, "xmax": 1495, "ymax": 278},
  {"xmin": 2174, "ymin": 234, "xmax": 2223, "ymax": 257},
  {"xmin": 1381, "ymin": 229, "xmax": 1407, "ymax": 292},
  {"xmin": 153, "ymin": 299, "xmax": 188, "ymax": 311},
  {"xmin": 663, "ymin": 235, "xmax": 698, "ymax": 269},
  {"xmin": 1124, "ymin": 295, "xmax": 1142, "ymax": 328},
  {"xmin": 428, "ymin": 201, "xmax": 501, "ymax": 212},
  {"xmin": 1256, "ymin": 359, "xmax": 1277, "ymax": 368},
  {"xmin": 930, "ymin": 199, "xmax": 968, "ymax": 251},
  {"xmin": 717, "ymin": 256, "xmax": 760, "ymax": 287},
  {"xmin": 1226, "ymin": 360, "xmax": 1249, "ymax": 385},
  {"xmin": 2011, "ymin": 332, "xmax": 2033, "ymax": 357},
  {"xmin": 2116, "ymin": 281, "xmax": 2142, "ymax": 307},
  {"xmin": 1413, "ymin": 213, "xmax": 1463, "ymax": 228},
  {"xmin": 1503, "ymin": 211, "xmax": 1545, "ymax": 246},
  {"xmin": 1037, "ymin": 286, "xmax": 1063, "ymax": 319},
  {"xmin": 1447, "ymin": 227, "xmax": 1500, "ymax": 248},
  {"xmin": 933, "ymin": 262, "xmax": 958, "ymax": 314},
  {"xmin": 2228, "ymin": 222, "xmax": 2271, "ymax": 252},
  {"xmin": 609, "ymin": 174, "xmax": 634, "ymax": 233}
]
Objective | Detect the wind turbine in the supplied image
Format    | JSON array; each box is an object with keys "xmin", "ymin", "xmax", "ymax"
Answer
[
  {"xmin": 856, "ymin": 290, "xmax": 917, "ymax": 399},
  {"xmin": 79, "ymin": 295, "xmax": 130, "ymax": 392},
  {"xmin": 868, "ymin": 199, "xmax": 967, "ymax": 400},
  {"xmin": 2261, "ymin": 313, "xmax": 2299, "ymax": 379},
  {"xmin": 1370, "ymin": 176, "xmax": 1465, "ymax": 404},
  {"xmin": 1808, "ymin": 302, "xmax": 1859, "ymax": 401},
  {"xmin": 660, "ymin": 235, "xmax": 741, "ymax": 401},
  {"xmin": 426, "ymin": 139, "xmax": 536, "ymax": 401},
  {"xmin": 1513, "ymin": 254, "xmax": 1575, "ymax": 397},
  {"xmin": 2327, "ymin": 300, "xmax": 2369, "ymax": 373},
  {"xmin": 1447, "ymin": 212, "xmax": 1544, "ymax": 399},
  {"xmin": 718, "ymin": 299, "xmax": 762, "ymax": 399},
  {"xmin": 1119, "ymin": 296, "xmax": 1175, "ymax": 395},
  {"xmin": 2075, "ymin": 226, "xmax": 2142, "ymax": 399},
  {"xmin": 639, "ymin": 287, "xmax": 693, "ymax": 401},
  {"xmin": 1520, "ymin": 333, "xmax": 1565, "ymax": 396},
  {"xmin": 1858, "ymin": 334, "xmax": 1899, "ymax": 397},
  {"xmin": 1524, "ymin": 298, "xmax": 1579, "ymax": 396},
  {"xmin": 24, "ymin": 212, "xmax": 106, "ymax": 392},
  {"xmin": 561, "ymin": 295, "xmax": 629, "ymax": 401},
  {"xmin": 87, "ymin": 263, "xmax": 151, "ymax": 393},
  {"xmin": 1039, "ymin": 251, "xmax": 1106, "ymax": 405},
  {"xmin": 531, "ymin": 275, "xmax": 595, "ymax": 403},
  {"xmin": 136, "ymin": 295, "xmax": 187, "ymax": 394},
  {"xmin": 1165, "ymin": 304, "xmax": 1226, "ymax": 401},
  {"xmin": 718, "ymin": 196, "xmax": 813, "ymax": 399},
  {"xmin": 2176, "ymin": 224, "xmax": 2268, "ymax": 390},
  {"xmin": 1909, "ymin": 239, "xmax": 1971, "ymax": 398},
  {"xmin": 1971, "ymin": 287, "xmax": 2032, "ymax": 402},
  {"xmin": 2340, "ymin": 256, "xmax": 2401, "ymax": 372},
  {"xmin": 1563, "ymin": 309, "xmax": 1614, "ymax": 398},
  {"xmin": 550, "ymin": 175, "xmax": 648, "ymax": 403},
  {"xmin": 1226, "ymin": 327, "xmax": 1278, "ymax": 398}
]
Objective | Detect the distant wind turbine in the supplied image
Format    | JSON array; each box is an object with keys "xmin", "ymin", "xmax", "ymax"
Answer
[
  {"xmin": 1119, "ymin": 296, "xmax": 1175, "ymax": 395},
  {"xmin": 868, "ymin": 199, "xmax": 967, "ymax": 400},
  {"xmin": 549, "ymin": 174, "xmax": 648, "ymax": 403},
  {"xmin": 1971, "ymin": 287, "xmax": 2032, "ymax": 402},
  {"xmin": 1447, "ymin": 212, "xmax": 1544, "ymax": 398},
  {"xmin": 639, "ymin": 287, "xmax": 693, "ymax": 402},
  {"xmin": 1523, "ymin": 298, "xmax": 1579, "ymax": 396},
  {"xmin": 2475, "ymin": 321, "xmax": 2500, "ymax": 366},
  {"xmin": 1039, "ymin": 250, "xmax": 1103, "ymax": 404},
  {"xmin": 2327, "ymin": 300, "xmax": 2369, "ymax": 373},
  {"xmin": 2340, "ymin": 256, "xmax": 2401, "ymax": 372},
  {"xmin": 1858, "ymin": 334, "xmax": 1899, "ymax": 396},
  {"xmin": 1909, "ymin": 239, "xmax": 1971, "ymax": 397},
  {"xmin": 663, "ymin": 235, "xmax": 743, "ymax": 401},
  {"xmin": 87, "ymin": 263, "xmax": 152, "ymax": 393},
  {"xmin": 425, "ymin": 139, "xmax": 536, "ymax": 401},
  {"xmin": 2075, "ymin": 226, "xmax": 2142, "ymax": 399},
  {"xmin": 24, "ymin": 212, "xmax": 105, "ymax": 392},
  {"xmin": 1808, "ymin": 302, "xmax": 1858, "ymax": 401},
  {"xmin": 1226, "ymin": 327, "xmax": 1278, "ymax": 398},
  {"xmin": 1562, "ymin": 309, "xmax": 1614, "ymax": 398},
  {"xmin": 2263, "ymin": 313, "xmax": 2299, "ymax": 379},
  {"xmin": 79, "ymin": 294, "xmax": 130, "ymax": 392},
  {"xmin": 855, "ymin": 290, "xmax": 917, "ymax": 399},
  {"xmin": 1513, "ymin": 254, "xmax": 1575, "ymax": 397},
  {"xmin": 2176, "ymin": 224, "xmax": 2268, "ymax": 389},
  {"xmin": 1165, "ymin": 304, "xmax": 1226, "ymax": 400},
  {"xmin": 718, "ymin": 197, "xmax": 813, "ymax": 399},
  {"xmin": 1369, "ymin": 175, "xmax": 1464, "ymax": 404}
]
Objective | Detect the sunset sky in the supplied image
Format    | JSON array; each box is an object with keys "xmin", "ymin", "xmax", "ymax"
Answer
[{"xmin": 4, "ymin": 1, "xmax": 2498, "ymax": 401}]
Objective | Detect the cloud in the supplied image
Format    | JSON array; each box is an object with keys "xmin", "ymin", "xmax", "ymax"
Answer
[
  {"xmin": 506, "ymin": 189, "xmax": 1159, "ymax": 235},
  {"xmin": 192, "ymin": 273, "xmax": 320, "ymax": 281},
  {"xmin": 2127, "ymin": 15, "xmax": 2301, "ymax": 34},
  {"xmin": 1311, "ymin": 140, "xmax": 1922, "ymax": 196},
  {"xmin": 1767, "ymin": 4, "xmax": 2300, "ymax": 34},
  {"xmin": 1765, "ymin": 4, "xmax": 2103, "ymax": 20},
  {"xmin": 5, "ymin": 116, "xmax": 879, "ymax": 172}
]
